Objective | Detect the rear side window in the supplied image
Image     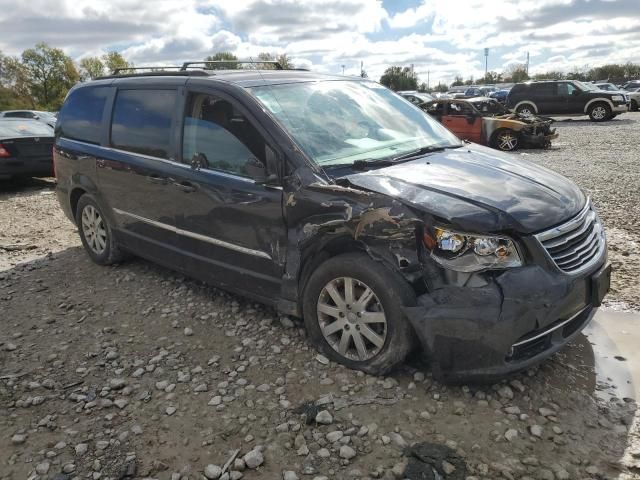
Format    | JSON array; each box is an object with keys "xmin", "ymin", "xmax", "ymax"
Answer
[
  {"xmin": 110, "ymin": 89, "xmax": 176, "ymax": 159},
  {"xmin": 57, "ymin": 87, "xmax": 109, "ymax": 144},
  {"xmin": 534, "ymin": 83, "xmax": 555, "ymax": 95}
]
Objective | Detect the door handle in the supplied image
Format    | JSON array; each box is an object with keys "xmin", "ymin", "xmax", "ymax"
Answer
[
  {"xmin": 147, "ymin": 174, "xmax": 167, "ymax": 185},
  {"xmin": 173, "ymin": 181, "xmax": 196, "ymax": 193}
]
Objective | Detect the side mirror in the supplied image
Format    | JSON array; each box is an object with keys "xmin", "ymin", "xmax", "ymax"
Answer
[
  {"xmin": 33, "ymin": 115, "xmax": 40, "ymax": 120},
  {"xmin": 246, "ymin": 155, "xmax": 278, "ymax": 185},
  {"xmin": 571, "ymin": 89, "xmax": 580, "ymax": 96},
  {"xmin": 466, "ymin": 114, "xmax": 476, "ymax": 124}
]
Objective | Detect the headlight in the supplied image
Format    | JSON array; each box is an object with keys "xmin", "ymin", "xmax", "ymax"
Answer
[
  {"xmin": 423, "ymin": 227, "xmax": 522, "ymax": 272},
  {"xmin": 611, "ymin": 95, "xmax": 624, "ymax": 102}
]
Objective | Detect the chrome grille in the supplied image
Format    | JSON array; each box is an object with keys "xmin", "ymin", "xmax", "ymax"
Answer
[{"xmin": 535, "ymin": 201, "xmax": 605, "ymax": 274}]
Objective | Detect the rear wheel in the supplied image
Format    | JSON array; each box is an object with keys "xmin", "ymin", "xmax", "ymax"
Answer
[
  {"xmin": 302, "ymin": 253, "xmax": 415, "ymax": 375},
  {"xmin": 75, "ymin": 194, "xmax": 126, "ymax": 265},
  {"xmin": 515, "ymin": 103, "xmax": 535, "ymax": 116},
  {"xmin": 631, "ymin": 99, "xmax": 638, "ymax": 112},
  {"xmin": 491, "ymin": 129, "xmax": 519, "ymax": 151},
  {"xmin": 588, "ymin": 102, "xmax": 611, "ymax": 122}
]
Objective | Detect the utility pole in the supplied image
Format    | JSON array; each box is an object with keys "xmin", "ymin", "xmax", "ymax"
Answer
[
  {"xmin": 526, "ymin": 51, "xmax": 530, "ymax": 76},
  {"xmin": 427, "ymin": 70, "xmax": 430, "ymax": 90},
  {"xmin": 484, "ymin": 48, "xmax": 489, "ymax": 81},
  {"xmin": 341, "ymin": 64, "xmax": 345, "ymax": 75}
]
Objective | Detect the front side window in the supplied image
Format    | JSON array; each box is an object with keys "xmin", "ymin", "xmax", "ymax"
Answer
[
  {"xmin": 111, "ymin": 89, "xmax": 176, "ymax": 159},
  {"xmin": 250, "ymin": 80, "xmax": 460, "ymax": 167},
  {"xmin": 5, "ymin": 111, "xmax": 32, "ymax": 118},
  {"xmin": 57, "ymin": 87, "xmax": 109, "ymax": 144},
  {"xmin": 182, "ymin": 93, "xmax": 266, "ymax": 177}
]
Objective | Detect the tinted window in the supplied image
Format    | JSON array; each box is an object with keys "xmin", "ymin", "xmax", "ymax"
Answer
[
  {"xmin": 182, "ymin": 93, "xmax": 266, "ymax": 176},
  {"xmin": 57, "ymin": 87, "xmax": 109, "ymax": 144},
  {"xmin": 111, "ymin": 89, "xmax": 176, "ymax": 159},
  {"xmin": 557, "ymin": 82, "xmax": 577, "ymax": 96},
  {"xmin": 5, "ymin": 111, "xmax": 32, "ymax": 118},
  {"xmin": 533, "ymin": 83, "xmax": 555, "ymax": 95}
]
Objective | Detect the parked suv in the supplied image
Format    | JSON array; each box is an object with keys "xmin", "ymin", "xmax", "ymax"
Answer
[
  {"xmin": 54, "ymin": 64, "xmax": 610, "ymax": 381},
  {"xmin": 506, "ymin": 80, "xmax": 628, "ymax": 121}
]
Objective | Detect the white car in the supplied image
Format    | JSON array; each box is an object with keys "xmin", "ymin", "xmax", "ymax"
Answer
[
  {"xmin": 626, "ymin": 88, "xmax": 640, "ymax": 111},
  {"xmin": 0, "ymin": 110, "xmax": 57, "ymax": 129}
]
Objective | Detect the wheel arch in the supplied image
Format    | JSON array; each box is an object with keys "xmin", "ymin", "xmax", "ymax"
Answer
[{"xmin": 584, "ymin": 97, "xmax": 614, "ymax": 113}]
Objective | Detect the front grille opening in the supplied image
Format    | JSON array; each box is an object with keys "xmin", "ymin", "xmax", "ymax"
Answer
[
  {"xmin": 562, "ymin": 311, "xmax": 587, "ymax": 337},
  {"xmin": 536, "ymin": 202, "xmax": 604, "ymax": 273},
  {"xmin": 507, "ymin": 335, "xmax": 550, "ymax": 362}
]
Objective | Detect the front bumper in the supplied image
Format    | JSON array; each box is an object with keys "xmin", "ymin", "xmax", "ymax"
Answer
[
  {"xmin": 521, "ymin": 130, "xmax": 558, "ymax": 147},
  {"xmin": 612, "ymin": 103, "xmax": 628, "ymax": 113},
  {"xmin": 404, "ymin": 260, "xmax": 610, "ymax": 382}
]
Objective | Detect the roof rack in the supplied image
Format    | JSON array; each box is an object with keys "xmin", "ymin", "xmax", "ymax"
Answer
[
  {"xmin": 180, "ymin": 60, "xmax": 284, "ymax": 70},
  {"xmin": 112, "ymin": 66, "xmax": 183, "ymax": 74}
]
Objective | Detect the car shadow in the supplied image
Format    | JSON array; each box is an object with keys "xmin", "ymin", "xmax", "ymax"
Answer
[
  {"xmin": 551, "ymin": 117, "xmax": 636, "ymax": 126},
  {"xmin": 0, "ymin": 176, "xmax": 56, "ymax": 195}
]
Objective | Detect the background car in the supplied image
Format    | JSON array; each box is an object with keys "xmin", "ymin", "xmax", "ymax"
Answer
[
  {"xmin": 595, "ymin": 82, "xmax": 624, "ymax": 92},
  {"xmin": 421, "ymin": 97, "xmax": 556, "ymax": 151},
  {"xmin": 621, "ymin": 80, "xmax": 640, "ymax": 91},
  {"xmin": 506, "ymin": 80, "xmax": 629, "ymax": 121},
  {"xmin": 0, "ymin": 119, "xmax": 54, "ymax": 180},
  {"xmin": 0, "ymin": 110, "xmax": 57, "ymax": 129},
  {"xmin": 398, "ymin": 91, "xmax": 434, "ymax": 105},
  {"xmin": 488, "ymin": 89, "xmax": 511, "ymax": 104}
]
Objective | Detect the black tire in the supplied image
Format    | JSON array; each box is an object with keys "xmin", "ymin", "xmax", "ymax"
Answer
[
  {"xmin": 588, "ymin": 102, "xmax": 611, "ymax": 122},
  {"xmin": 490, "ymin": 128, "xmax": 520, "ymax": 152},
  {"xmin": 515, "ymin": 103, "xmax": 535, "ymax": 116},
  {"xmin": 75, "ymin": 194, "xmax": 126, "ymax": 265},
  {"xmin": 302, "ymin": 253, "xmax": 415, "ymax": 375},
  {"xmin": 631, "ymin": 100, "xmax": 638, "ymax": 112}
]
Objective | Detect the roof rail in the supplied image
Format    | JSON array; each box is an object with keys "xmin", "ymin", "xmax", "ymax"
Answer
[
  {"xmin": 112, "ymin": 66, "xmax": 185, "ymax": 74},
  {"xmin": 97, "ymin": 69, "xmax": 210, "ymax": 80},
  {"xmin": 181, "ymin": 60, "xmax": 284, "ymax": 71}
]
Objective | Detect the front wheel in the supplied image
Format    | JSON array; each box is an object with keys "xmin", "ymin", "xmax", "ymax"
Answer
[
  {"xmin": 491, "ymin": 129, "xmax": 519, "ymax": 151},
  {"xmin": 302, "ymin": 253, "xmax": 415, "ymax": 375},
  {"xmin": 515, "ymin": 104, "xmax": 535, "ymax": 116},
  {"xmin": 588, "ymin": 102, "xmax": 611, "ymax": 122},
  {"xmin": 631, "ymin": 100, "xmax": 638, "ymax": 112}
]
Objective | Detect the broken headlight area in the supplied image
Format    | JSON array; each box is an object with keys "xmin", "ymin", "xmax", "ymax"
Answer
[{"xmin": 423, "ymin": 227, "xmax": 522, "ymax": 273}]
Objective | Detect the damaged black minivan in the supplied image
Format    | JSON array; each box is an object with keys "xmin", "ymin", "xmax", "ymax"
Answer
[{"xmin": 54, "ymin": 66, "xmax": 611, "ymax": 381}]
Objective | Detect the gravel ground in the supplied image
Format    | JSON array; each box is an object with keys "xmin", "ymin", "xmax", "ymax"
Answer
[{"xmin": 1, "ymin": 113, "xmax": 640, "ymax": 480}]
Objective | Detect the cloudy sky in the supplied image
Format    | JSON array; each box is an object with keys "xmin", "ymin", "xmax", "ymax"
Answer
[{"xmin": 0, "ymin": 0, "xmax": 638, "ymax": 85}]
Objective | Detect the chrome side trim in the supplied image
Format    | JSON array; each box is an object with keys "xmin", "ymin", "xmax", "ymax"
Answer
[
  {"xmin": 113, "ymin": 208, "xmax": 271, "ymax": 260},
  {"xmin": 511, "ymin": 307, "xmax": 589, "ymax": 348}
]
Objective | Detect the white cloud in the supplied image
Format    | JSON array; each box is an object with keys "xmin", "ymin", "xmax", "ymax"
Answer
[{"xmin": 0, "ymin": 0, "xmax": 638, "ymax": 86}]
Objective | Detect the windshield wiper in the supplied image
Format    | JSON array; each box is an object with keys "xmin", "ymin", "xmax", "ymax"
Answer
[
  {"xmin": 392, "ymin": 144, "xmax": 462, "ymax": 162},
  {"xmin": 350, "ymin": 158, "xmax": 395, "ymax": 171}
]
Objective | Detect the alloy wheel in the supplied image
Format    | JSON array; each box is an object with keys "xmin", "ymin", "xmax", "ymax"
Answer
[
  {"xmin": 81, "ymin": 205, "xmax": 107, "ymax": 255},
  {"xmin": 497, "ymin": 131, "xmax": 518, "ymax": 151},
  {"xmin": 592, "ymin": 106, "xmax": 607, "ymax": 120},
  {"xmin": 316, "ymin": 277, "xmax": 387, "ymax": 361}
]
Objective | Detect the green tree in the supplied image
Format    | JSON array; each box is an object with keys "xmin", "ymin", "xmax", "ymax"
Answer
[
  {"xmin": 21, "ymin": 42, "xmax": 79, "ymax": 109},
  {"xmin": 434, "ymin": 83, "xmax": 448, "ymax": 93},
  {"xmin": 102, "ymin": 51, "xmax": 132, "ymax": 74},
  {"xmin": 504, "ymin": 63, "xmax": 529, "ymax": 83},
  {"xmin": 451, "ymin": 75, "xmax": 464, "ymax": 87},
  {"xmin": 532, "ymin": 71, "xmax": 565, "ymax": 81},
  {"xmin": 0, "ymin": 51, "xmax": 34, "ymax": 109},
  {"xmin": 464, "ymin": 76, "xmax": 475, "ymax": 86},
  {"xmin": 276, "ymin": 53, "xmax": 294, "ymax": 69},
  {"xmin": 205, "ymin": 51, "xmax": 239, "ymax": 69},
  {"xmin": 480, "ymin": 71, "xmax": 502, "ymax": 84},
  {"xmin": 79, "ymin": 56, "xmax": 105, "ymax": 80},
  {"xmin": 379, "ymin": 66, "xmax": 419, "ymax": 91}
]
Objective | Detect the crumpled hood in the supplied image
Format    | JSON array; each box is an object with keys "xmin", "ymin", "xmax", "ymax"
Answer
[{"xmin": 343, "ymin": 144, "xmax": 585, "ymax": 234}]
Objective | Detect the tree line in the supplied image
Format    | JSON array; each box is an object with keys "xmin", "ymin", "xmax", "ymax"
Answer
[
  {"xmin": 0, "ymin": 45, "xmax": 296, "ymax": 112},
  {"xmin": 380, "ymin": 62, "xmax": 640, "ymax": 92},
  {"xmin": 2, "ymin": 42, "xmax": 639, "ymax": 110}
]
